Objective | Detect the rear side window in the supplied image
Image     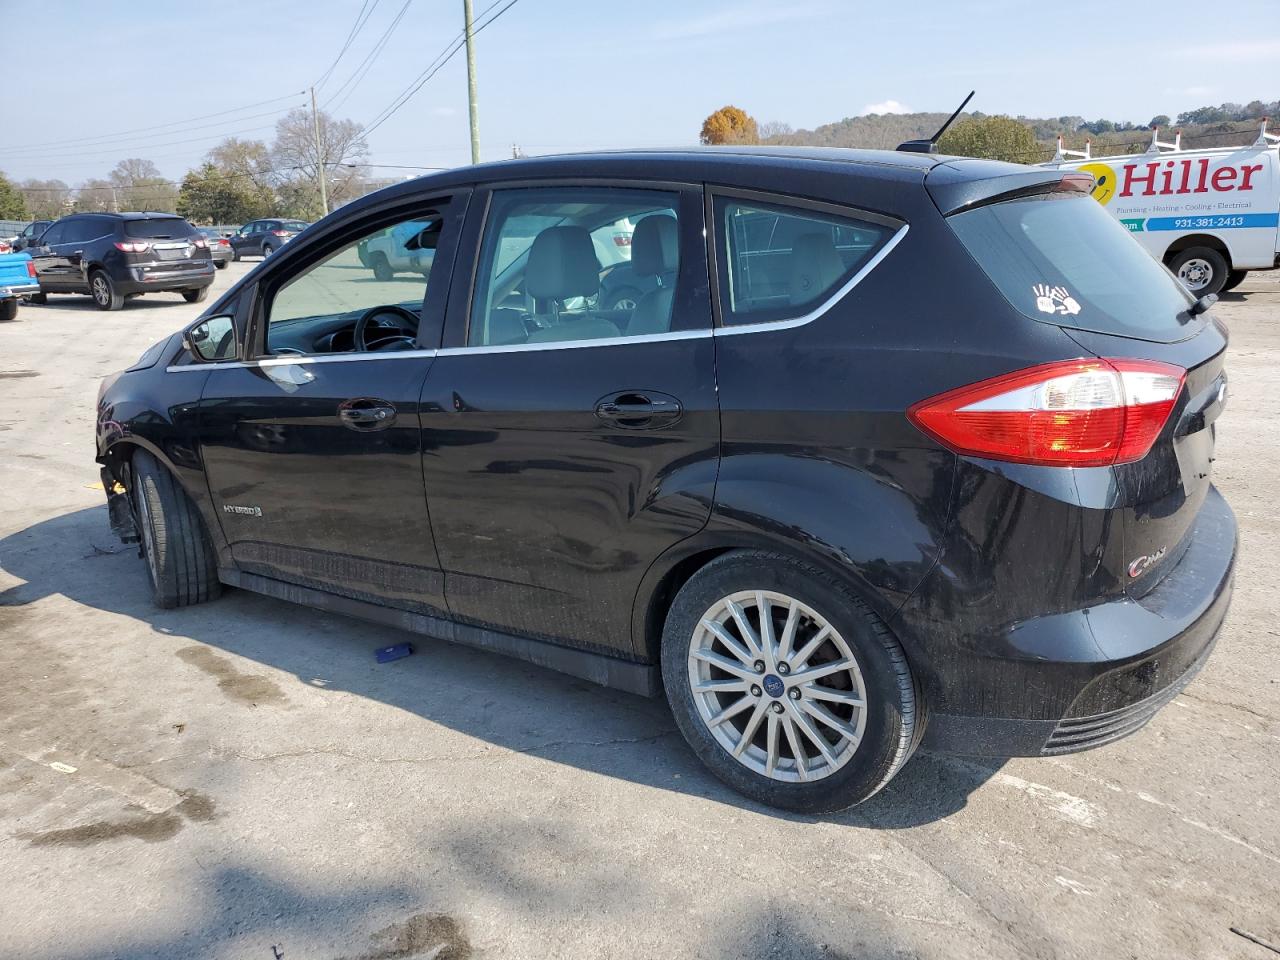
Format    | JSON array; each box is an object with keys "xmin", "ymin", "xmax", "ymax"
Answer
[
  {"xmin": 281, "ymin": 221, "xmax": 308, "ymax": 232},
  {"xmin": 714, "ymin": 196, "xmax": 896, "ymax": 325},
  {"xmin": 948, "ymin": 193, "xmax": 1197, "ymax": 342},
  {"xmin": 125, "ymin": 218, "xmax": 197, "ymax": 240}
]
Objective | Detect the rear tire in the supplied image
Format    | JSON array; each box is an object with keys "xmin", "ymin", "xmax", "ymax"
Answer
[
  {"xmin": 214, "ymin": 260, "xmax": 229, "ymax": 270},
  {"xmin": 90, "ymin": 269, "xmax": 124, "ymax": 311},
  {"xmin": 371, "ymin": 253, "xmax": 393, "ymax": 282},
  {"xmin": 1221, "ymin": 269, "xmax": 1247, "ymax": 293},
  {"xmin": 660, "ymin": 550, "xmax": 921, "ymax": 813},
  {"xmin": 1168, "ymin": 247, "xmax": 1229, "ymax": 296},
  {"xmin": 0, "ymin": 298, "xmax": 17, "ymax": 322},
  {"xmin": 261, "ymin": 243, "xmax": 275, "ymax": 258},
  {"xmin": 130, "ymin": 449, "xmax": 221, "ymax": 609},
  {"xmin": 182, "ymin": 287, "xmax": 210, "ymax": 304},
  {"xmin": 24, "ymin": 291, "xmax": 47, "ymax": 305},
  {"xmin": 231, "ymin": 246, "xmax": 241, "ymax": 263}
]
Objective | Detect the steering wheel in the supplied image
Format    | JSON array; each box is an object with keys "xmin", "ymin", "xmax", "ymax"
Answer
[{"xmin": 353, "ymin": 304, "xmax": 421, "ymax": 352}]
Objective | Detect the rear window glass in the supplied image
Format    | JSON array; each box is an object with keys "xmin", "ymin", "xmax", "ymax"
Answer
[
  {"xmin": 715, "ymin": 196, "xmax": 895, "ymax": 325},
  {"xmin": 281, "ymin": 221, "xmax": 308, "ymax": 232},
  {"xmin": 125, "ymin": 218, "xmax": 197, "ymax": 240},
  {"xmin": 948, "ymin": 193, "xmax": 1197, "ymax": 342}
]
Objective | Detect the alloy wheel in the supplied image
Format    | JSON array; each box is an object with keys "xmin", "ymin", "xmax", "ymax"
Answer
[
  {"xmin": 92, "ymin": 275, "xmax": 111, "ymax": 306},
  {"xmin": 687, "ymin": 590, "xmax": 868, "ymax": 782}
]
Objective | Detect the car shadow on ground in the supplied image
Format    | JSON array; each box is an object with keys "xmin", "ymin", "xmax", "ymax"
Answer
[
  {"xmin": 0, "ymin": 505, "xmax": 1005, "ymax": 828},
  {"xmin": 23, "ymin": 294, "xmax": 200, "ymax": 312}
]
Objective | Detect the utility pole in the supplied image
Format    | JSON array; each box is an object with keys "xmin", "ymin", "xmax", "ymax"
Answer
[
  {"xmin": 463, "ymin": 0, "xmax": 480, "ymax": 164},
  {"xmin": 310, "ymin": 86, "xmax": 329, "ymax": 216}
]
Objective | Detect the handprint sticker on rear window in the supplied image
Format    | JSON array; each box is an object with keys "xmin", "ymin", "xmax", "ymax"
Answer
[{"xmin": 1032, "ymin": 284, "xmax": 1081, "ymax": 316}]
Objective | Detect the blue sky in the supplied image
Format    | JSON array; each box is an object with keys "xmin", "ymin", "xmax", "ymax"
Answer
[{"xmin": 1, "ymin": 0, "xmax": 1277, "ymax": 184}]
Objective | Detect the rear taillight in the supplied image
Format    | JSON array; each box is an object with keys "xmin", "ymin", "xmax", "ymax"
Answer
[
  {"xmin": 272, "ymin": 230, "xmax": 290, "ymax": 237},
  {"xmin": 26, "ymin": 261, "xmax": 37, "ymax": 278},
  {"xmin": 114, "ymin": 241, "xmax": 150, "ymax": 253},
  {"xmin": 193, "ymin": 237, "xmax": 208, "ymax": 248},
  {"xmin": 908, "ymin": 358, "xmax": 1185, "ymax": 467}
]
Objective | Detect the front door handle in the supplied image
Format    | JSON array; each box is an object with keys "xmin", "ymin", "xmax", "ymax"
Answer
[
  {"xmin": 338, "ymin": 397, "xmax": 397, "ymax": 431},
  {"xmin": 594, "ymin": 390, "xmax": 683, "ymax": 429}
]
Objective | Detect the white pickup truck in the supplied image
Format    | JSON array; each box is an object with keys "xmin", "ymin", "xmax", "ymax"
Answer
[{"xmin": 1046, "ymin": 121, "xmax": 1280, "ymax": 295}]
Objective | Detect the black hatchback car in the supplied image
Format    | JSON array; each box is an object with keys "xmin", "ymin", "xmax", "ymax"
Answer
[
  {"xmin": 95, "ymin": 148, "xmax": 1235, "ymax": 812},
  {"xmin": 29, "ymin": 212, "xmax": 214, "ymax": 310}
]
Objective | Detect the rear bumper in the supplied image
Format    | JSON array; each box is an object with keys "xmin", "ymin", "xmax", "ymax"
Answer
[
  {"xmin": 0, "ymin": 282, "xmax": 39, "ymax": 297},
  {"xmin": 117, "ymin": 261, "xmax": 215, "ymax": 294},
  {"xmin": 922, "ymin": 484, "xmax": 1236, "ymax": 757}
]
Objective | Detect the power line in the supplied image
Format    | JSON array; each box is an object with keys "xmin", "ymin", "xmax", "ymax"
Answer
[
  {"xmin": 0, "ymin": 92, "xmax": 306, "ymax": 156},
  {"xmin": 314, "ymin": 0, "xmax": 380, "ymax": 90},
  {"xmin": 322, "ymin": 0, "xmax": 417, "ymax": 113},
  {"xmin": 361, "ymin": 0, "xmax": 521, "ymax": 141}
]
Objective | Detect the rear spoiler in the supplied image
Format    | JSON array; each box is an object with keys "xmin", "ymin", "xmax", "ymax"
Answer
[{"xmin": 926, "ymin": 160, "xmax": 1093, "ymax": 215}]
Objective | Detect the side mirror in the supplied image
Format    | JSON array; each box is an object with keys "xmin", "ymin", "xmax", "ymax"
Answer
[
  {"xmin": 183, "ymin": 315, "xmax": 236, "ymax": 362},
  {"xmin": 1189, "ymin": 293, "xmax": 1218, "ymax": 315}
]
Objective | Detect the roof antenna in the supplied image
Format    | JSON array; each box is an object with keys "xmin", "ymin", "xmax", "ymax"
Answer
[{"xmin": 897, "ymin": 91, "xmax": 975, "ymax": 154}]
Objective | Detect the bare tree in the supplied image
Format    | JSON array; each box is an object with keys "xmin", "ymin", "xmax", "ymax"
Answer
[
  {"xmin": 20, "ymin": 179, "xmax": 72, "ymax": 219},
  {"xmin": 73, "ymin": 179, "xmax": 117, "ymax": 213},
  {"xmin": 758, "ymin": 120, "xmax": 794, "ymax": 141},
  {"xmin": 271, "ymin": 108, "xmax": 368, "ymax": 216},
  {"xmin": 109, "ymin": 158, "xmax": 177, "ymax": 212}
]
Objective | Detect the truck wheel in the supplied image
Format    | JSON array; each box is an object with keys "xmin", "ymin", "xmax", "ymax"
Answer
[
  {"xmin": 0, "ymin": 298, "xmax": 17, "ymax": 322},
  {"xmin": 371, "ymin": 253, "xmax": 393, "ymax": 282},
  {"xmin": 1221, "ymin": 270, "xmax": 1247, "ymax": 293},
  {"xmin": 24, "ymin": 292, "xmax": 47, "ymax": 305},
  {"xmin": 182, "ymin": 287, "xmax": 210, "ymax": 304},
  {"xmin": 1168, "ymin": 247, "xmax": 1229, "ymax": 296},
  {"xmin": 90, "ymin": 270, "xmax": 125, "ymax": 311},
  {"xmin": 231, "ymin": 247, "xmax": 241, "ymax": 263},
  {"xmin": 661, "ymin": 551, "xmax": 921, "ymax": 813},
  {"xmin": 130, "ymin": 449, "xmax": 221, "ymax": 609}
]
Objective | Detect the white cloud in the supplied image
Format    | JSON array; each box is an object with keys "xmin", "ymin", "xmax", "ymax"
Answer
[{"xmin": 862, "ymin": 100, "xmax": 912, "ymax": 115}]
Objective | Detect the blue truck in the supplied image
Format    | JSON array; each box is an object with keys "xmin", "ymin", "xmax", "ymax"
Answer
[{"xmin": 0, "ymin": 251, "xmax": 39, "ymax": 321}]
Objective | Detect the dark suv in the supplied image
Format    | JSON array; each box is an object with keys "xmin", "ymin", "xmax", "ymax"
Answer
[
  {"xmin": 29, "ymin": 213, "xmax": 214, "ymax": 310},
  {"xmin": 228, "ymin": 219, "xmax": 309, "ymax": 260},
  {"xmin": 94, "ymin": 148, "xmax": 1235, "ymax": 812}
]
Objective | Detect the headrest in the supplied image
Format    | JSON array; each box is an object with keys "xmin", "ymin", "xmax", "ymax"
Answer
[
  {"xmin": 789, "ymin": 232, "xmax": 845, "ymax": 305},
  {"xmin": 526, "ymin": 226, "xmax": 600, "ymax": 300},
  {"xmin": 631, "ymin": 214, "xmax": 679, "ymax": 277}
]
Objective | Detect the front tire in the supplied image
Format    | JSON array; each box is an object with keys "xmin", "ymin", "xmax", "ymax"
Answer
[
  {"xmin": 1168, "ymin": 247, "xmax": 1229, "ymax": 296},
  {"xmin": 130, "ymin": 449, "xmax": 221, "ymax": 609},
  {"xmin": 182, "ymin": 287, "xmax": 210, "ymax": 304},
  {"xmin": 661, "ymin": 551, "xmax": 920, "ymax": 813},
  {"xmin": 90, "ymin": 269, "xmax": 124, "ymax": 311}
]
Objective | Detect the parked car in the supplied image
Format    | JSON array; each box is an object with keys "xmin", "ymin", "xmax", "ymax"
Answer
[
  {"xmin": 11, "ymin": 220, "xmax": 53, "ymax": 254},
  {"xmin": 28, "ymin": 212, "xmax": 214, "ymax": 310},
  {"xmin": 227, "ymin": 219, "xmax": 308, "ymax": 260},
  {"xmin": 95, "ymin": 148, "xmax": 1235, "ymax": 812},
  {"xmin": 199, "ymin": 228, "xmax": 233, "ymax": 269},
  {"xmin": 361, "ymin": 218, "xmax": 439, "ymax": 280},
  {"xmin": 0, "ymin": 250, "xmax": 39, "ymax": 321}
]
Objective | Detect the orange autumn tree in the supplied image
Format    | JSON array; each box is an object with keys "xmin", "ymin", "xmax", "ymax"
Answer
[{"xmin": 700, "ymin": 106, "xmax": 760, "ymax": 145}]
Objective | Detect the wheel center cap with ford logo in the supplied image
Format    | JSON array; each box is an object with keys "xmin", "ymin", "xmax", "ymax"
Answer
[{"xmin": 762, "ymin": 674, "xmax": 785, "ymax": 698}]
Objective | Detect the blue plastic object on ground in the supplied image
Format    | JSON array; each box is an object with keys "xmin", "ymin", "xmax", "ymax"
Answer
[{"xmin": 376, "ymin": 643, "xmax": 414, "ymax": 663}]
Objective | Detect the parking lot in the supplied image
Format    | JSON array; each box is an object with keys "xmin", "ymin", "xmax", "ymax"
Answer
[{"xmin": 0, "ymin": 261, "xmax": 1276, "ymax": 959}]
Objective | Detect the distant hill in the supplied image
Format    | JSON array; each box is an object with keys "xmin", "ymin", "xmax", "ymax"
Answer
[{"xmin": 762, "ymin": 101, "xmax": 1279, "ymax": 162}]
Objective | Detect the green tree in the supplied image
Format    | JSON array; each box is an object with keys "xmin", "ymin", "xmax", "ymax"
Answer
[
  {"xmin": 177, "ymin": 163, "xmax": 274, "ymax": 225},
  {"xmin": 1148, "ymin": 114, "xmax": 1171, "ymax": 129},
  {"xmin": 938, "ymin": 115, "xmax": 1040, "ymax": 164},
  {"xmin": 700, "ymin": 106, "xmax": 760, "ymax": 145},
  {"xmin": 0, "ymin": 171, "xmax": 28, "ymax": 220}
]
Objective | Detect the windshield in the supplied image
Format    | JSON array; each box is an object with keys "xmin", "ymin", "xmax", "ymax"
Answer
[
  {"xmin": 125, "ymin": 218, "xmax": 198, "ymax": 240},
  {"xmin": 948, "ymin": 193, "xmax": 1198, "ymax": 342}
]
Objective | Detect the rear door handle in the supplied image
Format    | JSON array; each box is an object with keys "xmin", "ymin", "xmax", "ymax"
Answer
[
  {"xmin": 338, "ymin": 397, "xmax": 397, "ymax": 431},
  {"xmin": 594, "ymin": 390, "xmax": 683, "ymax": 429}
]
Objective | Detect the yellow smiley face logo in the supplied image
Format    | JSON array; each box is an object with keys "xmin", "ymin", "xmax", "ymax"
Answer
[{"xmin": 1078, "ymin": 162, "xmax": 1118, "ymax": 206}]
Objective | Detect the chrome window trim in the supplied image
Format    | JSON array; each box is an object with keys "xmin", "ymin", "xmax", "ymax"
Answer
[
  {"xmin": 165, "ymin": 349, "xmax": 440, "ymax": 373},
  {"xmin": 713, "ymin": 222, "xmax": 909, "ymax": 337},
  {"xmin": 436, "ymin": 327, "xmax": 709, "ymax": 357}
]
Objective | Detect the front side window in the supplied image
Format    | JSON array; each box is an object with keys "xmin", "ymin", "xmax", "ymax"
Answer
[
  {"xmin": 714, "ymin": 196, "xmax": 895, "ymax": 325},
  {"xmin": 468, "ymin": 187, "xmax": 681, "ymax": 347},
  {"xmin": 263, "ymin": 211, "xmax": 444, "ymax": 356}
]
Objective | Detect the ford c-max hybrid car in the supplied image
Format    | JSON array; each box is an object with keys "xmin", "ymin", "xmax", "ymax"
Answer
[{"xmin": 94, "ymin": 147, "xmax": 1235, "ymax": 812}]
